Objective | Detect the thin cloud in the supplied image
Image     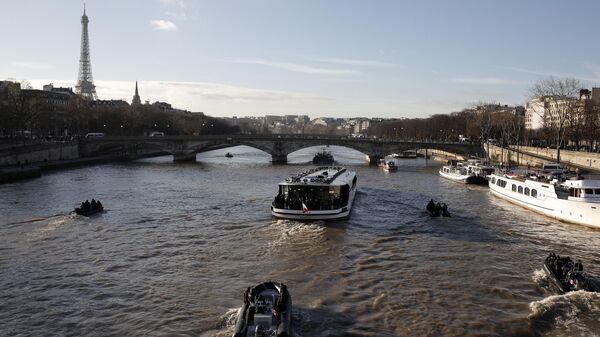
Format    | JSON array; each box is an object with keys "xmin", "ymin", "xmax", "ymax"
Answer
[
  {"xmin": 224, "ymin": 58, "xmax": 359, "ymax": 76},
  {"xmin": 501, "ymin": 66, "xmax": 556, "ymax": 77},
  {"xmin": 451, "ymin": 77, "xmax": 520, "ymax": 85},
  {"xmin": 10, "ymin": 61, "xmax": 54, "ymax": 70},
  {"xmin": 164, "ymin": 11, "xmax": 188, "ymax": 21},
  {"xmin": 158, "ymin": 0, "xmax": 185, "ymax": 8},
  {"xmin": 26, "ymin": 79, "xmax": 331, "ymax": 110},
  {"xmin": 581, "ymin": 62, "xmax": 600, "ymax": 82},
  {"xmin": 150, "ymin": 20, "xmax": 178, "ymax": 31},
  {"xmin": 503, "ymin": 65, "xmax": 600, "ymax": 83},
  {"xmin": 310, "ymin": 57, "xmax": 399, "ymax": 67}
]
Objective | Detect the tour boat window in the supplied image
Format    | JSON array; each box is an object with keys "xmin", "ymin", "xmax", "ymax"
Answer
[
  {"xmin": 330, "ymin": 185, "xmax": 341, "ymax": 196},
  {"xmin": 531, "ymin": 189, "xmax": 537, "ymax": 197},
  {"xmin": 512, "ymin": 184, "xmax": 517, "ymax": 192},
  {"xmin": 525, "ymin": 187, "xmax": 530, "ymax": 196},
  {"xmin": 569, "ymin": 188, "xmax": 581, "ymax": 197},
  {"xmin": 518, "ymin": 186, "xmax": 523, "ymax": 194},
  {"xmin": 491, "ymin": 177, "xmax": 496, "ymax": 184},
  {"xmin": 595, "ymin": 189, "xmax": 600, "ymax": 194},
  {"xmin": 585, "ymin": 188, "xmax": 594, "ymax": 195}
]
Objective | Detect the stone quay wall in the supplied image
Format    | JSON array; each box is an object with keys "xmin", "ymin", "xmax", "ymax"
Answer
[
  {"xmin": 485, "ymin": 144, "xmax": 600, "ymax": 172},
  {"xmin": 0, "ymin": 143, "xmax": 79, "ymax": 166}
]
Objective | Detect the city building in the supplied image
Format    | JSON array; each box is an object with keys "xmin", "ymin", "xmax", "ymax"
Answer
[
  {"xmin": 21, "ymin": 86, "xmax": 74, "ymax": 110},
  {"xmin": 92, "ymin": 100, "xmax": 130, "ymax": 108},
  {"xmin": 525, "ymin": 98, "xmax": 545, "ymax": 130},
  {"xmin": 525, "ymin": 88, "xmax": 600, "ymax": 131}
]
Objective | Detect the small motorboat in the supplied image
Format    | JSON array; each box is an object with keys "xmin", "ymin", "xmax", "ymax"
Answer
[
  {"xmin": 426, "ymin": 199, "xmax": 451, "ymax": 217},
  {"xmin": 226, "ymin": 152, "xmax": 234, "ymax": 158},
  {"xmin": 543, "ymin": 253, "xmax": 599, "ymax": 293},
  {"xmin": 312, "ymin": 150, "xmax": 334, "ymax": 165},
  {"xmin": 378, "ymin": 159, "xmax": 398, "ymax": 172},
  {"xmin": 232, "ymin": 281, "xmax": 292, "ymax": 337},
  {"xmin": 74, "ymin": 200, "xmax": 104, "ymax": 217}
]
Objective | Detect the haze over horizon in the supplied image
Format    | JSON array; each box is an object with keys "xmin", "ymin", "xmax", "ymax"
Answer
[{"xmin": 2, "ymin": 0, "xmax": 600, "ymax": 118}]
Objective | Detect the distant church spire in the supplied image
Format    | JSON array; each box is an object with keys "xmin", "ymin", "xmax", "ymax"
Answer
[{"xmin": 132, "ymin": 81, "xmax": 141, "ymax": 105}]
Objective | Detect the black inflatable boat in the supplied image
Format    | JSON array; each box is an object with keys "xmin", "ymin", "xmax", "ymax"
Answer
[
  {"xmin": 74, "ymin": 204, "xmax": 104, "ymax": 217},
  {"xmin": 232, "ymin": 281, "xmax": 292, "ymax": 337},
  {"xmin": 543, "ymin": 253, "xmax": 599, "ymax": 293},
  {"xmin": 426, "ymin": 199, "xmax": 451, "ymax": 217}
]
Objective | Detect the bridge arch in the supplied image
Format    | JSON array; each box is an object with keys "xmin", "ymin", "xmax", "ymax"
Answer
[{"xmin": 81, "ymin": 135, "xmax": 484, "ymax": 164}]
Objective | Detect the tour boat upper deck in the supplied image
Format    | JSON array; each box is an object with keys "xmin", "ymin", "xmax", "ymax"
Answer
[{"xmin": 272, "ymin": 167, "xmax": 358, "ymax": 220}]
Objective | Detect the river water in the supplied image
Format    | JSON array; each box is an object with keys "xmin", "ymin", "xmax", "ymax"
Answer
[{"xmin": 1, "ymin": 146, "xmax": 600, "ymax": 337}]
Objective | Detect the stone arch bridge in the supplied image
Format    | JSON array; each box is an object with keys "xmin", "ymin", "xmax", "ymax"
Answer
[{"xmin": 81, "ymin": 134, "xmax": 483, "ymax": 164}]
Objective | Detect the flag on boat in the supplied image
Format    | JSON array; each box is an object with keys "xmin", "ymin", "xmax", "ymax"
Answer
[{"xmin": 302, "ymin": 202, "xmax": 309, "ymax": 213}]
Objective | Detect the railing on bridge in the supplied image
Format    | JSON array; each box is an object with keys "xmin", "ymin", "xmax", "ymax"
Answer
[{"xmin": 83, "ymin": 133, "xmax": 478, "ymax": 145}]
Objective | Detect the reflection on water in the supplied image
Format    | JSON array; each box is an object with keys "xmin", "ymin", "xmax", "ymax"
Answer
[{"xmin": 1, "ymin": 145, "xmax": 600, "ymax": 336}]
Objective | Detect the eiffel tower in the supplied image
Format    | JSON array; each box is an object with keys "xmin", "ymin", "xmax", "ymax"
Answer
[{"xmin": 75, "ymin": 4, "xmax": 97, "ymax": 100}]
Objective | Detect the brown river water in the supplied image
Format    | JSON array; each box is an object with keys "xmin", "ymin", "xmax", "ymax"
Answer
[{"xmin": 1, "ymin": 146, "xmax": 600, "ymax": 337}]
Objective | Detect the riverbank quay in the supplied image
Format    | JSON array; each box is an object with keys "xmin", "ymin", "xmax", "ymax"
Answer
[
  {"xmin": 0, "ymin": 155, "xmax": 127, "ymax": 184},
  {"xmin": 485, "ymin": 144, "xmax": 600, "ymax": 173},
  {"xmin": 0, "ymin": 141, "xmax": 79, "ymax": 166},
  {"xmin": 0, "ymin": 140, "xmax": 136, "ymax": 183},
  {"xmin": 0, "ymin": 166, "xmax": 41, "ymax": 183},
  {"xmin": 419, "ymin": 148, "xmax": 466, "ymax": 162}
]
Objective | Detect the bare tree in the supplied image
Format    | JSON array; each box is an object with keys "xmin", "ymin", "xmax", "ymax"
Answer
[{"xmin": 530, "ymin": 77, "xmax": 582, "ymax": 163}]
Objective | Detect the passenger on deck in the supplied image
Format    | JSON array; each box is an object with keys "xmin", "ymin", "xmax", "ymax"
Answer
[
  {"xmin": 426, "ymin": 199, "xmax": 436, "ymax": 213},
  {"xmin": 83, "ymin": 200, "xmax": 91, "ymax": 210}
]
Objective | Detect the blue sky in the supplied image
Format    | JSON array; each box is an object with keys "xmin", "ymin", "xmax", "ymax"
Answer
[{"xmin": 2, "ymin": 0, "xmax": 600, "ymax": 118}]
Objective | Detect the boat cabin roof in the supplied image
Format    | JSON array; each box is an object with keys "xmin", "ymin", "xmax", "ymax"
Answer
[
  {"xmin": 561, "ymin": 178, "xmax": 600, "ymax": 189},
  {"xmin": 492, "ymin": 173, "xmax": 600, "ymax": 189},
  {"xmin": 280, "ymin": 166, "xmax": 354, "ymax": 186}
]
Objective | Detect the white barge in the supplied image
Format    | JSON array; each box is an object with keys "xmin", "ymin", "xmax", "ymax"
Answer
[
  {"xmin": 439, "ymin": 160, "xmax": 491, "ymax": 185},
  {"xmin": 489, "ymin": 173, "xmax": 600, "ymax": 228},
  {"xmin": 271, "ymin": 167, "xmax": 357, "ymax": 220}
]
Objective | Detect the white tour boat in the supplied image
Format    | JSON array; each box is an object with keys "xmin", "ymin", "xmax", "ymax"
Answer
[
  {"xmin": 438, "ymin": 160, "xmax": 489, "ymax": 185},
  {"xmin": 391, "ymin": 150, "xmax": 418, "ymax": 159},
  {"xmin": 489, "ymin": 173, "xmax": 600, "ymax": 228},
  {"xmin": 271, "ymin": 167, "xmax": 358, "ymax": 220}
]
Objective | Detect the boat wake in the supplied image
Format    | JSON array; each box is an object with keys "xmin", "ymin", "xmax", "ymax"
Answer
[
  {"xmin": 202, "ymin": 308, "xmax": 239, "ymax": 337},
  {"xmin": 528, "ymin": 290, "xmax": 600, "ymax": 336},
  {"xmin": 532, "ymin": 268, "xmax": 551, "ymax": 290},
  {"xmin": 267, "ymin": 220, "xmax": 327, "ymax": 248},
  {"xmin": 4, "ymin": 213, "xmax": 67, "ymax": 227},
  {"xmin": 208, "ymin": 306, "xmax": 354, "ymax": 337},
  {"xmin": 34, "ymin": 213, "xmax": 85, "ymax": 235}
]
